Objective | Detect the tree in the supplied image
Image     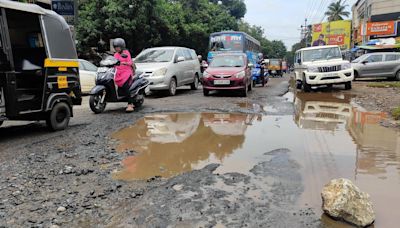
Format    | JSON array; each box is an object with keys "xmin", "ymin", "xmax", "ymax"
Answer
[
  {"xmin": 209, "ymin": 0, "xmax": 247, "ymax": 19},
  {"xmin": 325, "ymin": 0, "xmax": 350, "ymax": 22}
]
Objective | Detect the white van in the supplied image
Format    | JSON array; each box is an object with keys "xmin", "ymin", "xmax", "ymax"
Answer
[
  {"xmin": 294, "ymin": 45, "xmax": 354, "ymax": 92},
  {"xmin": 135, "ymin": 47, "xmax": 201, "ymax": 96}
]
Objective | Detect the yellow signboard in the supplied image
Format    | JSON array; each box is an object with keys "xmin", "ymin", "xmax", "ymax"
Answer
[
  {"xmin": 57, "ymin": 76, "xmax": 68, "ymax": 89},
  {"xmin": 312, "ymin": 20, "xmax": 352, "ymax": 50}
]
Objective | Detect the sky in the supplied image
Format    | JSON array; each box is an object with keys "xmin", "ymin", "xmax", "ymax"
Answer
[{"xmin": 244, "ymin": 0, "xmax": 357, "ymax": 50}]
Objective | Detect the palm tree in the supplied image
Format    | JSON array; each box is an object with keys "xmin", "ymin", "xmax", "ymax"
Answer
[{"xmin": 325, "ymin": 0, "xmax": 350, "ymax": 22}]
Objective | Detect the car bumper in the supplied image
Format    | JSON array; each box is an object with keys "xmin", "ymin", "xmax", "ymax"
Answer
[
  {"xmin": 146, "ymin": 76, "xmax": 170, "ymax": 90},
  {"xmin": 202, "ymin": 78, "xmax": 247, "ymax": 90},
  {"xmin": 305, "ymin": 69, "xmax": 354, "ymax": 85}
]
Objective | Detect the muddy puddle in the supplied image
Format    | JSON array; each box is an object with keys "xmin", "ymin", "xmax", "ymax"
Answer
[{"xmin": 111, "ymin": 92, "xmax": 400, "ymax": 227}]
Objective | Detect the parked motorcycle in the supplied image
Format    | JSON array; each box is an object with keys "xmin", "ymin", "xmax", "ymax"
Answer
[
  {"xmin": 89, "ymin": 56, "xmax": 150, "ymax": 114},
  {"xmin": 252, "ymin": 62, "xmax": 269, "ymax": 87}
]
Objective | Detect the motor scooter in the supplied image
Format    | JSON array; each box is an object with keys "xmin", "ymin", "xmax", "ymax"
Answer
[
  {"xmin": 89, "ymin": 56, "xmax": 150, "ymax": 114},
  {"xmin": 252, "ymin": 62, "xmax": 269, "ymax": 87}
]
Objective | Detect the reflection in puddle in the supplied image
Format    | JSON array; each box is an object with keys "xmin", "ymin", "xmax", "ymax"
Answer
[
  {"xmin": 111, "ymin": 113, "xmax": 262, "ymax": 180},
  {"xmin": 111, "ymin": 92, "xmax": 400, "ymax": 227}
]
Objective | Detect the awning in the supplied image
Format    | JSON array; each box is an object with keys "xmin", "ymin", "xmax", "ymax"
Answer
[{"xmin": 357, "ymin": 44, "xmax": 400, "ymax": 50}]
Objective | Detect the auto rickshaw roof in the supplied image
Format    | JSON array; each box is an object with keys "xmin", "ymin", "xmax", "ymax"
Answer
[{"xmin": 0, "ymin": 0, "xmax": 55, "ymax": 15}]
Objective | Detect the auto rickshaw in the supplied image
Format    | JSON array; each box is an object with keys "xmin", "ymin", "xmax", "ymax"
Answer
[
  {"xmin": 268, "ymin": 59, "xmax": 283, "ymax": 77},
  {"xmin": 0, "ymin": 1, "xmax": 81, "ymax": 130}
]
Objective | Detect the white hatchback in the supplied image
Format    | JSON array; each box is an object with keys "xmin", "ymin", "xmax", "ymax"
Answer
[{"xmin": 78, "ymin": 59, "xmax": 98, "ymax": 94}]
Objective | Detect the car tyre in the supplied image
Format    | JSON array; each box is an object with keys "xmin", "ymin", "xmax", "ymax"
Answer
[
  {"xmin": 302, "ymin": 76, "xmax": 311, "ymax": 92},
  {"xmin": 46, "ymin": 102, "xmax": 71, "ymax": 131},
  {"xmin": 0, "ymin": 120, "xmax": 3, "ymax": 127},
  {"xmin": 345, "ymin": 81, "xmax": 352, "ymax": 90},
  {"xmin": 203, "ymin": 89, "xmax": 210, "ymax": 96},
  {"xmin": 168, "ymin": 78, "xmax": 177, "ymax": 96},
  {"xmin": 396, "ymin": 70, "xmax": 400, "ymax": 81},
  {"xmin": 296, "ymin": 80, "xmax": 302, "ymax": 90},
  {"xmin": 240, "ymin": 86, "xmax": 248, "ymax": 97},
  {"xmin": 354, "ymin": 71, "xmax": 359, "ymax": 81},
  {"xmin": 190, "ymin": 75, "xmax": 199, "ymax": 90}
]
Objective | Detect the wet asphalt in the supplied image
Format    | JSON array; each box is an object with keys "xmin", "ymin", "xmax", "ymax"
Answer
[{"xmin": 0, "ymin": 75, "xmax": 399, "ymax": 227}]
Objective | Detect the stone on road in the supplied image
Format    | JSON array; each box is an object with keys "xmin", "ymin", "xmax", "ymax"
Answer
[{"xmin": 321, "ymin": 178, "xmax": 375, "ymax": 227}]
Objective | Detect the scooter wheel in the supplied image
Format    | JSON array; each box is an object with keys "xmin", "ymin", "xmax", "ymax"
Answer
[{"xmin": 90, "ymin": 94, "xmax": 107, "ymax": 114}]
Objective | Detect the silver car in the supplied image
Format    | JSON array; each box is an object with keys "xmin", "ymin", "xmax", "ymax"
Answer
[
  {"xmin": 352, "ymin": 52, "xmax": 400, "ymax": 80},
  {"xmin": 135, "ymin": 47, "xmax": 201, "ymax": 96}
]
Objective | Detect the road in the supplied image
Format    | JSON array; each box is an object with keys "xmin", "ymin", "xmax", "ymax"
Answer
[{"xmin": 0, "ymin": 75, "xmax": 399, "ymax": 227}]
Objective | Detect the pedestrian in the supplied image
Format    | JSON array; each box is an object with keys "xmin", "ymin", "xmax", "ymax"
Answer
[{"xmin": 113, "ymin": 38, "xmax": 135, "ymax": 113}]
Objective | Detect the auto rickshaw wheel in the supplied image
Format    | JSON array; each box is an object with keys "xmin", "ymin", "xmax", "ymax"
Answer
[
  {"xmin": 46, "ymin": 102, "xmax": 71, "ymax": 131},
  {"xmin": 89, "ymin": 94, "xmax": 107, "ymax": 114}
]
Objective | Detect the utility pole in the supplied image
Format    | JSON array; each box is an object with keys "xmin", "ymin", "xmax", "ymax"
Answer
[{"xmin": 300, "ymin": 18, "xmax": 309, "ymax": 47}]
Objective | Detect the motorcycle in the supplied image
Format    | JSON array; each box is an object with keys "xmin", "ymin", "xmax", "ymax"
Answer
[
  {"xmin": 252, "ymin": 62, "xmax": 269, "ymax": 87},
  {"xmin": 89, "ymin": 56, "xmax": 150, "ymax": 114}
]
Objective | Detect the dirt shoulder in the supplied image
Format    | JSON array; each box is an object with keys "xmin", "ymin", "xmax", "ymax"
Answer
[{"xmin": 347, "ymin": 80, "xmax": 400, "ymax": 126}]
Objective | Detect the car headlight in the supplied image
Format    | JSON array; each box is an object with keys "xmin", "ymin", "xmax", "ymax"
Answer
[
  {"xmin": 153, "ymin": 68, "xmax": 167, "ymax": 77},
  {"xmin": 342, "ymin": 63, "xmax": 351, "ymax": 70},
  {"xmin": 307, "ymin": 66, "xmax": 319, "ymax": 73},
  {"xmin": 235, "ymin": 71, "xmax": 246, "ymax": 79}
]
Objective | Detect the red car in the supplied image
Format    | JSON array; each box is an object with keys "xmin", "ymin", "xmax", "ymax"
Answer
[{"xmin": 202, "ymin": 53, "xmax": 252, "ymax": 97}]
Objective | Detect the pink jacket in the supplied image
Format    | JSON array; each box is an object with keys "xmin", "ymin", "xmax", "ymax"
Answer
[{"xmin": 114, "ymin": 50, "xmax": 134, "ymax": 87}]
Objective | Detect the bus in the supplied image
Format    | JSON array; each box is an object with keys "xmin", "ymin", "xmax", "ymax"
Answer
[{"xmin": 207, "ymin": 31, "xmax": 261, "ymax": 64}]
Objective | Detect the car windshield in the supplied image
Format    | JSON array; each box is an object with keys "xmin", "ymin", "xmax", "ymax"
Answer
[
  {"xmin": 135, "ymin": 49, "xmax": 174, "ymax": 63},
  {"xmin": 210, "ymin": 55, "xmax": 245, "ymax": 67},
  {"xmin": 303, "ymin": 47, "xmax": 342, "ymax": 62},
  {"xmin": 270, "ymin": 59, "xmax": 280, "ymax": 65}
]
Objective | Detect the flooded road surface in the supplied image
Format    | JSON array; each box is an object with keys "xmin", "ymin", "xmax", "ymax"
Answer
[{"xmin": 111, "ymin": 92, "xmax": 400, "ymax": 227}]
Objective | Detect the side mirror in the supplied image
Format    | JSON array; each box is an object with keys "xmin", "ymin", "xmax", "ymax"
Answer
[
  {"xmin": 297, "ymin": 59, "xmax": 301, "ymax": 64},
  {"xmin": 176, "ymin": 56, "xmax": 185, "ymax": 63},
  {"xmin": 362, "ymin": 60, "xmax": 368, "ymax": 64},
  {"xmin": 248, "ymin": 63, "xmax": 254, "ymax": 68},
  {"xmin": 121, "ymin": 53, "xmax": 128, "ymax": 58}
]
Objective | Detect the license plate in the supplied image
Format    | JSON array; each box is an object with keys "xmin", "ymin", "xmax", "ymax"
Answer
[
  {"xmin": 214, "ymin": 114, "xmax": 230, "ymax": 119},
  {"xmin": 214, "ymin": 80, "xmax": 230, "ymax": 85},
  {"xmin": 271, "ymin": 70, "xmax": 276, "ymax": 73},
  {"xmin": 326, "ymin": 73, "xmax": 338, "ymax": 77},
  {"xmin": 97, "ymin": 67, "xmax": 108, "ymax": 73}
]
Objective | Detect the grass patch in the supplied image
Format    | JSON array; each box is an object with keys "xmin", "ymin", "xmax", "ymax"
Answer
[
  {"xmin": 367, "ymin": 82, "xmax": 400, "ymax": 88},
  {"xmin": 392, "ymin": 107, "xmax": 400, "ymax": 120}
]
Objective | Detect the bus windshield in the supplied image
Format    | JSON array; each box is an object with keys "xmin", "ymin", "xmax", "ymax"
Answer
[{"xmin": 210, "ymin": 34, "xmax": 243, "ymax": 52}]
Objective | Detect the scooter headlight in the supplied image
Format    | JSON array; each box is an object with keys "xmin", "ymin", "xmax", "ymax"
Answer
[{"xmin": 153, "ymin": 68, "xmax": 168, "ymax": 77}]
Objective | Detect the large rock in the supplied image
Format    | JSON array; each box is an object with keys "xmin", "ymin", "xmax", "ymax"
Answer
[{"xmin": 321, "ymin": 178, "xmax": 375, "ymax": 227}]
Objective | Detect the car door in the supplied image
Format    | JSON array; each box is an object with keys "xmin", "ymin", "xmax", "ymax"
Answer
[
  {"xmin": 79, "ymin": 60, "xmax": 97, "ymax": 93},
  {"xmin": 174, "ymin": 49, "xmax": 186, "ymax": 85},
  {"xmin": 360, "ymin": 54, "xmax": 384, "ymax": 77},
  {"xmin": 383, "ymin": 53, "xmax": 400, "ymax": 77},
  {"xmin": 182, "ymin": 49, "xmax": 195, "ymax": 83}
]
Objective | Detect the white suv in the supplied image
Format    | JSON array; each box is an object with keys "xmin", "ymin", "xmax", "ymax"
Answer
[{"xmin": 294, "ymin": 45, "xmax": 353, "ymax": 92}]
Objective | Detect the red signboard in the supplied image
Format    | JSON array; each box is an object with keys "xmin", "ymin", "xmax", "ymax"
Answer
[
  {"xmin": 313, "ymin": 24, "xmax": 322, "ymax": 33},
  {"xmin": 327, "ymin": 34, "xmax": 345, "ymax": 45},
  {"xmin": 366, "ymin": 21, "xmax": 397, "ymax": 36}
]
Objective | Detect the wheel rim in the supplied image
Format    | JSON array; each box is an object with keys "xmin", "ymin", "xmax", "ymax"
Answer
[
  {"xmin": 171, "ymin": 80, "xmax": 177, "ymax": 94},
  {"xmin": 56, "ymin": 108, "xmax": 67, "ymax": 123},
  {"xmin": 94, "ymin": 95, "xmax": 105, "ymax": 110}
]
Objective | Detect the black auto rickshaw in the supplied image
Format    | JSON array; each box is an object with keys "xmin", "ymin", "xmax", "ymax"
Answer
[{"xmin": 0, "ymin": 0, "xmax": 81, "ymax": 131}]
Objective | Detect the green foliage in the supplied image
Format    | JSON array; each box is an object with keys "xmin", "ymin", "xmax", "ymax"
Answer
[
  {"xmin": 76, "ymin": 0, "xmax": 240, "ymax": 56},
  {"xmin": 325, "ymin": 0, "xmax": 350, "ymax": 22},
  {"xmin": 238, "ymin": 21, "xmax": 287, "ymax": 59},
  {"xmin": 392, "ymin": 107, "xmax": 400, "ymax": 120}
]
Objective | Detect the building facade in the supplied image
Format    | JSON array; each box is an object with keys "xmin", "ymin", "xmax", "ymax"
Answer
[{"xmin": 352, "ymin": 0, "xmax": 400, "ymax": 46}]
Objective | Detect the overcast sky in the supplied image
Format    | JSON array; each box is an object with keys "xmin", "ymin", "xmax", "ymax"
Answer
[{"xmin": 244, "ymin": 0, "xmax": 357, "ymax": 50}]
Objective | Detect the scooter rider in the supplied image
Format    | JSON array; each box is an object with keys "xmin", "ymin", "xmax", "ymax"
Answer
[
  {"xmin": 113, "ymin": 38, "xmax": 135, "ymax": 113},
  {"xmin": 257, "ymin": 53, "xmax": 265, "ymax": 85}
]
